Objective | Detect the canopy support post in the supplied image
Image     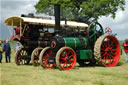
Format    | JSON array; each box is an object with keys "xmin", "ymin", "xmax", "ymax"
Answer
[
  {"xmin": 22, "ymin": 24, "xmax": 27, "ymax": 36},
  {"xmin": 20, "ymin": 19, "xmax": 22, "ymax": 36},
  {"xmin": 8, "ymin": 26, "xmax": 12, "ymax": 36},
  {"xmin": 12, "ymin": 19, "xmax": 14, "ymax": 37}
]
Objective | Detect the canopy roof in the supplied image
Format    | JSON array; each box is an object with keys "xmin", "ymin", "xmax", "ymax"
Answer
[{"xmin": 4, "ymin": 16, "xmax": 88, "ymax": 29}]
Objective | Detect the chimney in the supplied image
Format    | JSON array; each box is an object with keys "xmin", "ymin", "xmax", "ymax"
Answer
[{"xmin": 54, "ymin": 4, "xmax": 60, "ymax": 33}]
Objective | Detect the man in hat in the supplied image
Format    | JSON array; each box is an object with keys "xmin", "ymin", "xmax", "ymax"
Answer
[{"xmin": 122, "ymin": 39, "xmax": 128, "ymax": 63}]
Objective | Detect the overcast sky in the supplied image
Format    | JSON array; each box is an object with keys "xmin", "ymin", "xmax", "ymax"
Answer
[{"xmin": 0, "ymin": 0, "xmax": 128, "ymax": 40}]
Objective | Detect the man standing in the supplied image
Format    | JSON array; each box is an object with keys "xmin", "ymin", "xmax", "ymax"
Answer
[
  {"xmin": 3, "ymin": 40, "xmax": 11, "ymax": 63},
  {"xmin": 122, "ymin": 39, "xmax": 128, "ymax": 63},
  {"xmin": 0, "ymin": 41, "xmax": 3, "ymax": 63}
]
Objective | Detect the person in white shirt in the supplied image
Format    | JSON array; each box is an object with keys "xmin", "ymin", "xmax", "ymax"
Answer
[{"xmin": 15, "ymin": 42, "xmax": 21, "ymax": 52}]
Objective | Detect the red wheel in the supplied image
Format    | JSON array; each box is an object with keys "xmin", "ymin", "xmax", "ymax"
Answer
[
  {"xmin": 56, "ymin": 47, "xmax": 76, "ymax": 70},
  {"xmin": 31, "ymin": 47, "xmax": 43, "ymax": 66},
  {"xmin": 39, "ymin": 47, "xmax": 56, "ymax": 69},
  {"xmin": 94, "ymin": 34, "xmax": 120, "ymax": 67},
  {"xmin": 105, "ymin": 27, "xmax": 112, "ymax": 34}
]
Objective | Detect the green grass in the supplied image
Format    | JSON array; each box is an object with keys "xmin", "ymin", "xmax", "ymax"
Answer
[{"xmin": 0, "ymin": 49, "xmax": 128, "ymax": 85}]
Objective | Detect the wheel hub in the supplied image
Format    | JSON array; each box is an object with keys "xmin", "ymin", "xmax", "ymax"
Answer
[
  {"xmin": 66, "ymin": 57, "xmax": 69, "ymax": 61},
  {"xmin": 107, "ymin": 49, "xmax": 111, "ymax": 54}
]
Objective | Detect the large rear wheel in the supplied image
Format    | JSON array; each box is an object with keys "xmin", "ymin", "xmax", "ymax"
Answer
[
  {"xmin": 56, "ymin": 47, "xmax": 76, "ymax": 70},
  {"xmin": 31, "ymin": 47, "xmax": 43, "ymax": 66},
  {"xmin": 94, "ymin": 34, "xmax": 120, "ymax": 67}
]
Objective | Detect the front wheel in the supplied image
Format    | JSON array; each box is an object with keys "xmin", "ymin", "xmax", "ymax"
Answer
[
  {"xmin": 56, "ymin": 47, "xmax": 76, "ymax": 70},
  {"xmin": 39, "ymin": 47, "xmax": 56, "ymax": 69}
]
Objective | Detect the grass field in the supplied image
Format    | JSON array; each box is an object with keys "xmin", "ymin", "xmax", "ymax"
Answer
[{"xmin": 0, "ymin": 49, "xmax": 128, "ymax": 85}]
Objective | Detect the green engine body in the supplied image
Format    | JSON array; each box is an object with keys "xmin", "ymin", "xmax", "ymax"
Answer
[{"xmin": 51, "ymin": 36, "xmax": 93, "ymax": 60}]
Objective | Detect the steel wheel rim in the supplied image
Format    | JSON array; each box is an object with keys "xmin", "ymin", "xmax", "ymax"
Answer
[
  {"xmin": 41, "ymin": 49, "xmax": 55, "ymax": 68},
  {"xmin": 59, "ymin": 48, "xmax": 76, "ymax": 70},
  {"xmin": 32, "ymin": 48, "xmax": 42, "ymax": 66},
  {"xmin": 100, "ymin": 36, "xmax": 120, "ymax": 67},
  {"xmin": 16, "ymin": 48, "xmax": 27, "ymax": 65}
]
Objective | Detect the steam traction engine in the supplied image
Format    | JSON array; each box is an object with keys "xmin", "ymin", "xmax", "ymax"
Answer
[
  {"xmin": 4, "ymin": 14, "xmax": 55, "ymax": 66},
  {"xmin": 39, "ymin": 4, "xmax": 120, "ymax": 70}
]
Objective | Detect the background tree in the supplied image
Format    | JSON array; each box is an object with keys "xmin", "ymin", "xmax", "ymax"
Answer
[{"xmin": 35, "ymin": 0, "xmax": 125, "ymax": 23}]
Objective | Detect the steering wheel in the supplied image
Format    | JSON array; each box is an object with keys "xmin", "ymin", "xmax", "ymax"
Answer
[
  {"xmin": 105, "ymin": 27, "xmax": 112, "ymax": 34},
  {"xmin": 87, "ymin": 22, "xmax": 104, "ymax": 42},
  {"xmin": 87, "ymin": 22, "xmax": 104, "ymax": 49}
]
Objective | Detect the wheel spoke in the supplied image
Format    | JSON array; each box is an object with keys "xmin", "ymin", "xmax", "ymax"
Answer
[
  {"xmin": 108, "ymin": 40, "xmax": 111, "ymax": 47},
  {"xmin": 67, "ymin": 51, "xmax": 71, "ymax": 55},
  {"xmin": 107, "ymin": 58, "xmax": 111, "ymax": 64},
  {"xmin": 62, "ymin": 62, "xmax": 67, "ymax": 68},
  {"xmin": 69, "ymin": 59, "xmax": 73, "ymax": 62},
  {"xmin": 103, "ymin": 42, "xmax": 107, "ymax": 48},
  {"xmin": 109, "ymin": 56, "xmax": 113, "ymax": 63},
  {"xmin": 62, "ymin": 53, "xmax": 65, "ymax": 57},
  {"xmin": 111, "ymin": 49, "xmax": 117, "ymax": 51},
  {"xmin": 90, "ymin": 32, "xmax": 96, "ymax": 38},
  {"xmin": 60, "ymin": 60, "xmax": 65, "ymax": 64},
  {"xmin": 60, "ymin": 57, "xmax": 65, "ymax": 60},
  {"xmin": 109, "ymin": 53, "xmax": 115, "ymax": 58},
  {"xmin": 69, "ymin": 55, "xmax": 73, "ymax": 59},
  {"xmin": 109, "ymin": 42, "xmax": 114, "ymax": 48},
  {"xmin": 101, "ymin": 51, "xmax": 105, "ymax": 55},
  {"xmin": 101, "ymin": 53, "xmax": 107, "ymax": 58},
  {"xmin": 103, "ymin": 55, "xmax": 107, "ymax": 64},
  {"xmin": 104, "ymin": 55, "xmax": 109, "ymax": 64},
  {"xmin": 106, "ymin": 40, "xmax": 110, "ymax": 47},
  {"xmin": 66, "ymin": 63, "xmax": 68, "ymax": 68},
  {"xmin": 65, "ymin": 52, "xmax": 68, "ymax": 57}
]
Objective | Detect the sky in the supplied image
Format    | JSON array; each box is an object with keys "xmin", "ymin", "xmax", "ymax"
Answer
[{"xmin": 0, "ymin": 0, "xmax": 128, "ymax": 40}]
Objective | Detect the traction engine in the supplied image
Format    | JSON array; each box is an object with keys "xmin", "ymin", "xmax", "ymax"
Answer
[{"xmin": 39, "ymin": 4, "xmax": 120, "ymax": 70}]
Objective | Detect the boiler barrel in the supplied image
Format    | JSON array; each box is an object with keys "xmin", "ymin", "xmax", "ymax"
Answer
[
  {"xmin": 63, "ymin": 37, "xmax": 88, "ymax": 49},
  {"xmin": 50, "ymin": 36, "xmax": 88, "ymax": 51}
]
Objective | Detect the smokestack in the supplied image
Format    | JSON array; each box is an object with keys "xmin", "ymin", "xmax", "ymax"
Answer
[{"xmin": 54, "ymin": 4, "xmax": 60, "ymax": 33}]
